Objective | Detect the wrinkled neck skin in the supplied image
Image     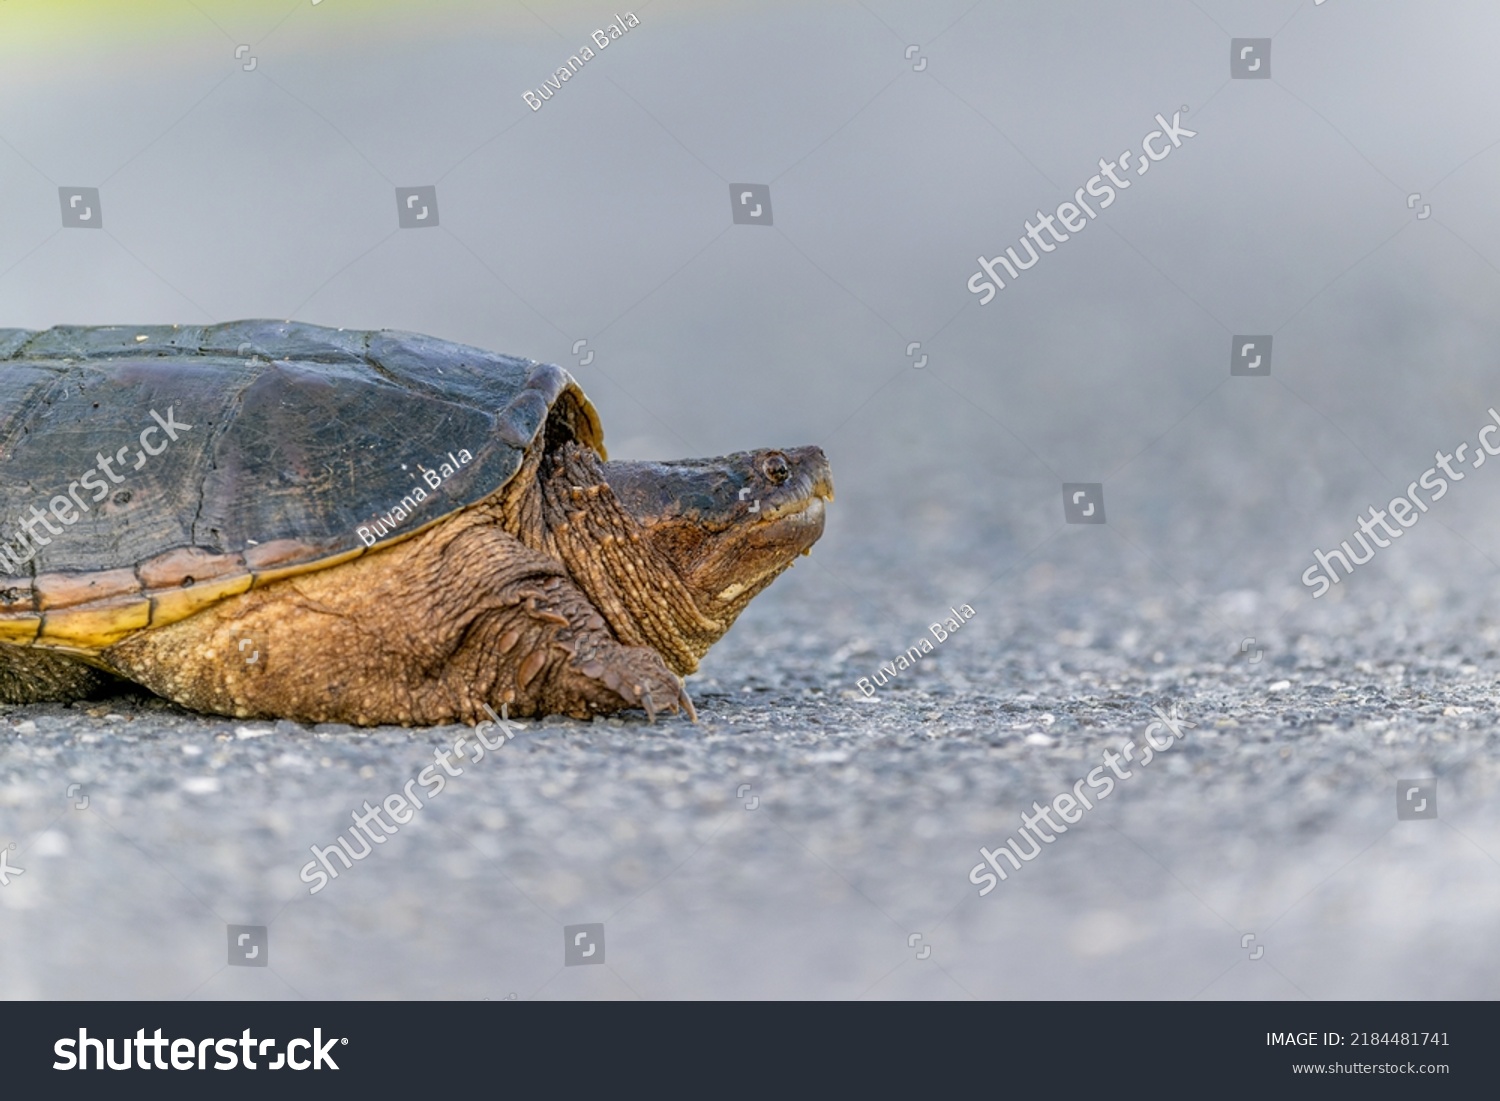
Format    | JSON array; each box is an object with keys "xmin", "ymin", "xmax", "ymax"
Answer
[
  {"xmin": 515, "ymin": 442, "xmax": 722, "ymax": 676},
  {"xmin": 490, "ymin": 438, "xmax": 829, "ymax": 677}
]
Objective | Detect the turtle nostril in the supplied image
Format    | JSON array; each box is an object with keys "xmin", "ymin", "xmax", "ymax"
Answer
[{"xmin": 762, "ymin": 452, "xmax": 790, "ymax": 485}]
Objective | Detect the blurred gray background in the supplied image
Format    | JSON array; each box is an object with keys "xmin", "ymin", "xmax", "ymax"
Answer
[{"xmin": 3, "ymin": 0, "xmax": 1500, "ymax": 999}]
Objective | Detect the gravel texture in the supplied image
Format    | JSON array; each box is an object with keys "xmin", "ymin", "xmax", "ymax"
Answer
[{"xmin": 4, "ymin": 542, "xmax": 1499, "ymax": 999}]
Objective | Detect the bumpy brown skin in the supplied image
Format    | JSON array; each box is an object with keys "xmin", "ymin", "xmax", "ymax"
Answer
[{"xmin": 94, "ymin": 440, "xmax": 832, "ymax": 725}]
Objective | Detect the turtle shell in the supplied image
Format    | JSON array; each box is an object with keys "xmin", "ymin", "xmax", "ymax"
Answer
[{"xmin": 0, "ymin": 320, "xmax": 602, "ymax": 653}]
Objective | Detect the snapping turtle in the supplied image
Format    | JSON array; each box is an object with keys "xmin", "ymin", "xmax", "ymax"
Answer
[{"xmin": 0, "ymin": 321, "xmax": 831, "ymax": 725}]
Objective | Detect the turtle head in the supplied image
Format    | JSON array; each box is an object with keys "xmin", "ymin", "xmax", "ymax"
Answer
[
  {"xmin": 603, "ymin": 444, "xmax": 832, "ymax": 597},
  {"xmin": 595, "ymin": 445, "xmax": 832, "ymax": 656},
  {"xmin": 538, "ymin": 441, "xmax": 831, "ymax": 674}
]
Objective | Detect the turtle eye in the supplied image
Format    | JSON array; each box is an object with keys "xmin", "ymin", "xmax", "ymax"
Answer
[{"xmin": 762, "ymin": 452, "xmax": 790, "ymax": 485}]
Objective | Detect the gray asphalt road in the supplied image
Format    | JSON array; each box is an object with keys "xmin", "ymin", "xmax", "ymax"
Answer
[
  {"xmin": 4, "ymin": 0, "xmax": 1500, "ymax": 999},
  {"xmin": 4, "ymin": 543, "xmax": 1499, "ymax": 999}
]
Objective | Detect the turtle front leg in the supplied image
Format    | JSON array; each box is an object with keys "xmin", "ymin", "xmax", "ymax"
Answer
[{"xmin": 480, "ymin": 574, "xmax": 697, "ymax": 723}]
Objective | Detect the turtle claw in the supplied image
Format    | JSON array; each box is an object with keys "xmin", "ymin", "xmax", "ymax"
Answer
[
  {"xmin": 622, "ymin": 675, "xmax": 699, "ymax": 725},
  {"xmin": 633, "ymin": 681, "xmax": 697, "ymax": 725},
  {"xmin": 677, "ymin": 682, "xmax": 698, "ymax": 724},
  {"xmin": 641, "ymin": 680, "xmax": 699, "ymax": 724},
  {"xmin": 565, "ymin": 638, "xmax": 695, "ymax": 723}
]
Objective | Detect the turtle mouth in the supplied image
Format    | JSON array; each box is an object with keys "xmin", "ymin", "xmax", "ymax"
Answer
[
  {"xmin": 752, "ymin": 464, "xmax": 832, "ymax": 562},
  {"xmin": 705, "ymin": 469, "xmax": 832, "ymax": 604},
  {"xmin": 761, "ymin": 494, "xmax": 826, "ymax": 530},
  {"xmin": 620, "ymin": 445, "xmax": 833, "ymax": 611},
  {"xmin": 749, "ymin": 484, "xmax": 830, "ymax": 565},
  {"xmin": 758, "ymin": 468, "xmax": 835, "ymax": 524}
]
